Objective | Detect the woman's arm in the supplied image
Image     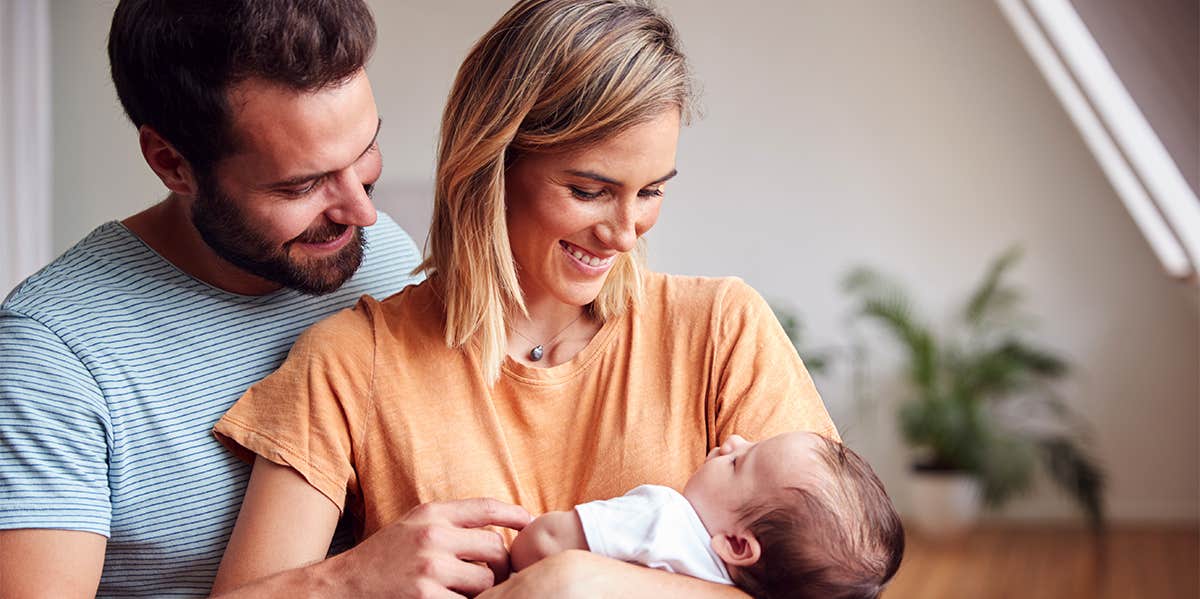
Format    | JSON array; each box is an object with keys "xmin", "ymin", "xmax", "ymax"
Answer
[
  {"xmin": 211, "ymin": 457, "xmax": 340, "ymax": 594},
  {"xmin": 212, "ymin": 457, "xmax": 533, "ymax": 598},
  {"xmin": 483, "ymin": 550, "xmax": 749, "ymax": 599}
]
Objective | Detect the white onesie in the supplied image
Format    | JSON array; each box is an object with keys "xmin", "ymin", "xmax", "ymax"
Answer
[{"xmin": 573, "ymin": 484, "xmax": 734, "ymax": 585}]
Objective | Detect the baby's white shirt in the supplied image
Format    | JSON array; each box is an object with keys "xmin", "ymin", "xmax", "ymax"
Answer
[{"xmin": 573, "ymin": 484, "xmax": 734, "ymax": 585}]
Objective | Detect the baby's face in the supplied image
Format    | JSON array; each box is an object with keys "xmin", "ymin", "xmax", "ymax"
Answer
[{"xmin": 683, "ymin": 431, "xmax": 827, "ymax": 536}]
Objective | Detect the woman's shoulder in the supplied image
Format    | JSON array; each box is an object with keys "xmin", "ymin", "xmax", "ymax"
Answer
[
  {"xmin": 641, "ymin": 271, "xmax": 764, "ymax": 314},
  {"xmin": 299, "ymin": 278, "xmax": 440, "ymax": 347}
]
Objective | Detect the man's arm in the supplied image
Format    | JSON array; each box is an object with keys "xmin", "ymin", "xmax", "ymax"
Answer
[
  {"xmin": 0, "ymin": 313, "xmax": 113, "ymax": 598},
  {"xmin": 211, "ymin": 457, "xmax": 532, "ymax": 598},
  {"xmin": 482, "ymin": 550, "xmax": 750, "ymax": 599},
  {"xmin": 509, "ymin": 510, "xmax": 588, "ymax": 571},
  {"xmin": 0, "ymin": 530, "xmax": 106, "ymax": 599}
]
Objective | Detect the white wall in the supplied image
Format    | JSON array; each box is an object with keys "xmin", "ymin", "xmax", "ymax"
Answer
[
  {"xmin": 49, "ymin": 0, "xmax": 160, "ymax": 250},
  {"xmin": 649, "ymin": 0, "xmax": 1199, "ymax": 523},
  {"xmin": 49, "ymin": 0, "xmax": 1198, "ymax": 523}
]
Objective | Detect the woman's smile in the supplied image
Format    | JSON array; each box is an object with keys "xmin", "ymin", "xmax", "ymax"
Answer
[
  {"xmin": 559, "ymin": 240, "xmax": 616, "ymax": 273},
  {"xmin": 504, "ymin": 109, "xmax": 680, "ymax": 310}
]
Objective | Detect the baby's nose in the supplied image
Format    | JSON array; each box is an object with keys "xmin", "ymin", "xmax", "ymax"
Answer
[{"xmin": 721, "ymin": 434, "xmax": 749, "ymax": 454}]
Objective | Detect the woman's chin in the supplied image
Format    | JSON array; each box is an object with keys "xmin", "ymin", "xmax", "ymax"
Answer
[{"xmin": 548, "ymin": 281, "xmax": 605, "ymax": 308}]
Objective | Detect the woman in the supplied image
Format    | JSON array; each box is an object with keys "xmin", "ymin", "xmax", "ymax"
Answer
[{"xmin": 212, "ymin": 0, "xmax": 837, "ymax": 595}]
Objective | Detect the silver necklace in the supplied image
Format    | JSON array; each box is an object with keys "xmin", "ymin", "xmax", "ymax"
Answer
[{"xmin": 510, "ymin": 312, "xmax": 585, "ymax": 362}]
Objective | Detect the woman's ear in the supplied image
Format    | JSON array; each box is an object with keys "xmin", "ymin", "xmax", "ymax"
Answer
[
  {"xmin": 139, "ymin": 125, "xmax": 199, "ymax": 197},
  {"xmin": 711, "ymin": 530, "xmax": 762, "ymax": 568}
]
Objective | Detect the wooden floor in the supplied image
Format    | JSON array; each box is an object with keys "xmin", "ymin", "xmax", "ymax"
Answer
[{"xmin": 885, "ymin": 525, "xmax": 1199, "ymax": 599}]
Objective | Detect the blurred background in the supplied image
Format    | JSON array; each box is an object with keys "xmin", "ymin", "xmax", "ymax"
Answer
[{"xmin": 4, "ymin": 0, "xmax": 1198, "ymax": 596}]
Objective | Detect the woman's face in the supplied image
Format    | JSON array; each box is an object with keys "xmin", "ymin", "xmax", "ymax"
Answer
[{"xmin": 505, "ymin": 110, "xmax": 681, "ymax": 308}]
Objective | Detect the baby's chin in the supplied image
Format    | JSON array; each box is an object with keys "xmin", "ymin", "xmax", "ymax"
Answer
[{"xmin": 681, "ymin": 490, "xmax": 724, "ymax": 536}]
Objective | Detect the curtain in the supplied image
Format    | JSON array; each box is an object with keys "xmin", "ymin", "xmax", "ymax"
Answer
[{"xmin": 0, "ymin": 0, "xmax": 52, "ymax": 295}]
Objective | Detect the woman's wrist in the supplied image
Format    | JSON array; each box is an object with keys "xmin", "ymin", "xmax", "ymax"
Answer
[{"xmin": 304, "ymin": 551, "xmax": 353, "ymax": 597}]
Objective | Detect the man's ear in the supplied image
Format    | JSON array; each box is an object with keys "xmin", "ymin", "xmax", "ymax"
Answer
[
  {"xmin": 711, "ymin": 530, "xmax": 761, "ymax": 568},
  {"xmin": 139, "ymin": 125, "xmax": 199, "ymax": 197}
]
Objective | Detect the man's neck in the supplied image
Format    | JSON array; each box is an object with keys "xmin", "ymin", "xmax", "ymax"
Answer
[{"xmin": 122, "ymin": 194, "xmax": 283, "ymax": 296}]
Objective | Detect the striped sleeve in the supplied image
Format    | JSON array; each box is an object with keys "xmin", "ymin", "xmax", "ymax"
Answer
[{"xmin": 0, "ymin": 310, "xmax": 112, "ymax": 536}]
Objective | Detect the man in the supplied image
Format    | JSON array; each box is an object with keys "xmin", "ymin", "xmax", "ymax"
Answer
[{"xmin": 0, "ymin": 2, "xmax": 530, "ymax": 596}]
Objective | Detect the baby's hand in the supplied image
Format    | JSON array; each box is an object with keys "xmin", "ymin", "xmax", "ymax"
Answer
[{"xmin": 509, "ymin": 510, "xmax": 589, "ymax": 571}]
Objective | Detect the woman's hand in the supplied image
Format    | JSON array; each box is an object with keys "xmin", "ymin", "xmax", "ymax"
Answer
[
  {"xmin": 327, "ymin": 497, "xmax": 533, "ymax": 598},
  {"xmin": 211, "ymin": 457, "xmax": 531, "ymax": 598}
]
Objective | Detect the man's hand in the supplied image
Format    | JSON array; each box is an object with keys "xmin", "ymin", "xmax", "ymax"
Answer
[{"xmin": 323, "ymin": 498, "xmax": 532, "ymax": 598}]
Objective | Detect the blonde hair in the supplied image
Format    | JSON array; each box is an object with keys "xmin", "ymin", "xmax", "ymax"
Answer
[{"xmin": 419, "ymin": 0, "xmax": 697, "ymax": 382}]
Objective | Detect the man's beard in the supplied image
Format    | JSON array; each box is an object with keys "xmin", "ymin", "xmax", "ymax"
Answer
[{"xmin": 191, "ymin": 178, "xmax": 367, "ymax": 296}]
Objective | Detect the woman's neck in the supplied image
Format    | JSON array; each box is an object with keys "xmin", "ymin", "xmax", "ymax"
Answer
[
  {"xmin": 510, "ymin": 291, "xmax": 587, "ymax": 341},
  {"xmin": 506, "ymin": 283, "xmax": 602, "ymax": 367}
]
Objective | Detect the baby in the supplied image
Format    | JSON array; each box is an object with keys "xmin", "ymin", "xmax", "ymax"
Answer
[{"xmin": 509, "ymin": 432, "xmax": 905, "ymax": 599}]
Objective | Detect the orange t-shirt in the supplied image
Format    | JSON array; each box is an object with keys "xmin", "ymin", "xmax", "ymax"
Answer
[{"xmin": 213, "ymin": 272, "xmax": 837, "ymax": 541}]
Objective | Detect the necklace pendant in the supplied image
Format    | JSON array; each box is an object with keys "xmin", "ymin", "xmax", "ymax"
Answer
[{"xmin": 529, "ymin": 345, "xmax": 544, "ymax": 361}]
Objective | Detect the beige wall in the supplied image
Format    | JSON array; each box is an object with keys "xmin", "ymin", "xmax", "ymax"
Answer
[{"xmin": 50, "ymin": 1, "xmax": 1198, "ymax": 523}]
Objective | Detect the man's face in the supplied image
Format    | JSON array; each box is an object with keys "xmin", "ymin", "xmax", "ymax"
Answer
[{"xmin": 192, "ymin": 69, "xmax": 383, "ymax": 295}]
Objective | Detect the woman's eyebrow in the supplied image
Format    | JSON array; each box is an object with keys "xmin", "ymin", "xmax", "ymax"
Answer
[{"xmin": 564, "ymin": 168, "xmax": 678, "ymax": 187}]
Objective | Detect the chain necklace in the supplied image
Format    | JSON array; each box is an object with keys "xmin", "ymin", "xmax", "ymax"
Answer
[{"xmin": 510, "ymin": 311, "xmax": 586, "ymax": 362}]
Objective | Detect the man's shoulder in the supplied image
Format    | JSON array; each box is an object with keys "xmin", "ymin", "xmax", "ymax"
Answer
[{"xmin": 3, "ymin": 222, "xmax": 144, "ymax": 317}]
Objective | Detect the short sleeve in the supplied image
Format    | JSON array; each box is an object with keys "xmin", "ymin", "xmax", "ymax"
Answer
[
  {"xmin": 213, "ymin": 297, "xmax": 378, "ymax": 513},
  {"xmin": 0, "ymin": 310, "xmax": 112, "ymax": 536},
  {"xmin": 709, "ymin": 280, "xmax": 839, "ymax": 444},
  {"xmin": 575, "ymin": 484, "xmax": 668, "ymax": 563},
  {"xmin": 575, "ymin": 485, "xmax": 732, "ymax": 584}
]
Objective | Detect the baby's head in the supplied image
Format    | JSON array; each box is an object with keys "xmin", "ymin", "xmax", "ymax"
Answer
[{"xmin": 683, "ymin": 432, "xmax": 904, "ymax": 599}]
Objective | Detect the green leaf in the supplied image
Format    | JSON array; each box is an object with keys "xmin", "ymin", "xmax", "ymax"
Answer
[
  {"xmin": 843, "ymin": 268, "xmax": 938, "ymax": 392},
  {"xmin": 844, "ymin": 247, "xmax": 1105, "ymax": 527},
  {"xmin": 964, "ymin": 246, "xmax": 1023, "ymax": 330},
  {"xmin": 1039, "ymin": 438, "xmax": 1106, "ymax": 532},
  {"xmin": 976, "ymin": 432, "xmax": 1036, "ymax": 506}
]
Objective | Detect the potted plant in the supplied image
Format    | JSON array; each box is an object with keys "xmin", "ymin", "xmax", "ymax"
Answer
[
  {"xmin": 772, "ymin": 303, "xmax": 833, "ymax": 376},
  {"xmin": 843, "ymin": 247, "xmax": 1105, "ymax": 537}
]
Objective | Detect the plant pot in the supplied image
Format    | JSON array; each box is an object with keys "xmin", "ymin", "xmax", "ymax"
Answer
[{"xmin": 907, "ymin": 469, "xmax": 982, "ymax": 539}]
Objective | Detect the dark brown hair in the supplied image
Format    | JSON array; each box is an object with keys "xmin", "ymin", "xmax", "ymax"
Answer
[
  {"xmin": 733, "ymin": 437, "xmax": 905, "ymax": 599},
  {"xmin": 107, "ymin": 0, "xmax": 376, "ymax": 176}
]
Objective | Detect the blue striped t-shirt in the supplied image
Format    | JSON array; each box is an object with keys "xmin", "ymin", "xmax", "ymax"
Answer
[{"xmin": 0, "ymin": 212, "xmax": 422, "ymax": 597}]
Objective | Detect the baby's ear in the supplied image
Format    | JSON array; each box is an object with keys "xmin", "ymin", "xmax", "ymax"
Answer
[{"xmin": 711, "ymin": 530, "xmax": 761, "ymax": 568}]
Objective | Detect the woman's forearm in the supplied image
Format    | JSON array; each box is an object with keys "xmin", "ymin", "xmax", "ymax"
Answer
[
  {"xmin": 210, "ymin": 558, "xmax": 341, "ymax": 599},
  {"xmin": 483, "ymin": 550, "xmax": 749, "ymax": 599}
]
